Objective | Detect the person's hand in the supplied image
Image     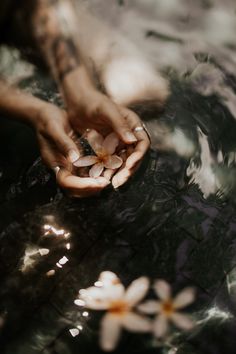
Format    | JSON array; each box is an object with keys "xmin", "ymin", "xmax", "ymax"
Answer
[
  {"xmin": 62, "ymin": 69, "xmax": 151, "ymax": 188},
  {"xmin": 34, "ymin": 103, "xmax": 110, "ymax": 197}
]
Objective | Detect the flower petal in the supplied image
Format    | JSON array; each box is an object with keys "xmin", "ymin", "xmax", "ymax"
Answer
[
  {"xmin": 99, "ymin": 271, "xmax": 121, "ymax": 287},
  {"xmin": 137, "ymin": 300, "xmax": 161, "ymax": 315},
  {"xmin": 153, "ymin": 315, "xmax": 168, "ymax": 338},
  {"xmin": 171, "ymin": 312, "xmax": 195, "ymax": 331},
  {"xmin": 87, "ymin": 129, "xmax": 104, "ymax": 154},
  {"xmin": 74, "ymin": 156, "xmax": 98, "ymax": 167},
  {"xmin": 100, "ymin": 313, "xmax": 122, "ymax": 352},
  {"xmin": 173, "ymin": 287, "xmax": 195, "ymax": 309},
  {"xmin": 104, "ymin": 155, "xmax": 123, "ymax": 170},
  {"xmin": 89, "ymin": 163, "xmax": 104, "ymax": 178},
  {"xmin": 154, "ymin": 280, "xmax": 171, "ymax": 301},
  {"xmin": 125, "ymin": 277, "xmax": 150, "ymax": 306},
  {"xmin": 122, "ymin": 312, "xmax": 151, "ymax": 332},
  {"xmin": 79, "ymin": 286, "xmax": 110, "ymax": 310},
  {"xmin": 105, "ymin": 284, "xmax": 126, "ymax": 302},
  {"xmin": 103, "ymin": 132, "xmax": 120, "ymax": 155},
  {"xmin": 80, "ymin": 283, "xmax": 125, "ymax": 310}
]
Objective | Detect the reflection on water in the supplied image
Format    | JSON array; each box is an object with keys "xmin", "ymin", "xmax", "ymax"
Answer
[{"xmin": 187, "ymin": 128, "xmax": 221, "ymax": 199}]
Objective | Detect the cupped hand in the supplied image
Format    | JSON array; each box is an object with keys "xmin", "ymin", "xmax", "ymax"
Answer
[
  {"xmin": 73, "ymin": 96, "xmax": 150, "ymax": 188},
  {"xmin": 34, "ymin": 103, "xmax": 110, "ymax": 197},
  {"xmin": 62, "ymin": 75, "xmax": 151, "ymax": 188}
]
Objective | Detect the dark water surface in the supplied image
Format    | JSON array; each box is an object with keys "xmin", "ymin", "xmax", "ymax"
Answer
[{"xmin": 1, "ymin": 78, "xmax": 236, "ymax": 354}]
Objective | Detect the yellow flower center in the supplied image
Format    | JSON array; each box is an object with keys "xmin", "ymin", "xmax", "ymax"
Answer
[
  {"xmin": 109, "ymin": 300, "xmax": 129, "ymax": 315},
  {"xmin": 161, "ymin": 301, "xmax": 175, "ymax": 317},
  {"xmin": 97, "ymin": 150, "xmax": 109, "ymax": 163}
]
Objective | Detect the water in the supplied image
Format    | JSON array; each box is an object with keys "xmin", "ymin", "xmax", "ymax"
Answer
[
  {"xmin": 1, "ymin": 1, "xmax": 236, "ymax": 353},
  {"xmin": 1, "ymin": 76, "xmax": 236, "ymax": 353}
]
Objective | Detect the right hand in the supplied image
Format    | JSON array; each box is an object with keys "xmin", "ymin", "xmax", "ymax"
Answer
[
  {"xmin": 34, "ymin": 103, "xmax": 110, "ymax": 197},
  {"xmin": 62, "ymin": 69, "xmax": 150, "ymax": 188}
]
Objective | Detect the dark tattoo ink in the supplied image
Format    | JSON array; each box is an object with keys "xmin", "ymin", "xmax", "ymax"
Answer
[
  {"xmin": 34, "ymin": 0, "xmax": 80, "ymax": 82},
  {"xmin": 51, "ymin": 36, "xmax": 80, "ymax": 81}
]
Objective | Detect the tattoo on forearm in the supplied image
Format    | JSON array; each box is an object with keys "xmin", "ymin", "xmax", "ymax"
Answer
[
  {"xmin": 52, "ymin": 36, "xmax": 80, "ymax": 81},
  {"xmin": 34, "ymin": 0, "xmax": 80, "ymax": 82}
]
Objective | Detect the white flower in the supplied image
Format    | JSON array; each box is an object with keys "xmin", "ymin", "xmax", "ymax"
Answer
[
  {"xmin": 74, "ymin": 130, "xmax": 123, "ymax": 178},
  {"xmin": 77, "ymin": 272, "xmax": 151, "ymax": 351},
  {"xmin": 138, "ymin": 280, "xmax": 195, "ymax": 338}
]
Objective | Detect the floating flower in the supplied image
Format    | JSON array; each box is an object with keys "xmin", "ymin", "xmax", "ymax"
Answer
[
  {"xmin": 76, "ymin": 272, "xmax": 151, "ymax": 351},
  {"xmin": 74, "ymin": 130, "xmax": 123, "ymax": 178},
  {"xmin": 138, "ymin": 280, "xmax": 195, "ymax": 338}
]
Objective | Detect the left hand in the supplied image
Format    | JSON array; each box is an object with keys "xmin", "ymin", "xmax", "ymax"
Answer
[{"xmin": 35, "ymin": 103, "xmax": 110, "ymax": 197}]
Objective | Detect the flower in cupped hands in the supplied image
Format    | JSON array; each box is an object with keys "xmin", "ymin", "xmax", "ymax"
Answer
[
  {"xmin": 74, "ymin": 130, "xmax": 123, "ymax": 178},
  {"xmin": 138, "ymin": 280, "xmax": 196, "ymax": 338},
  {"xmin": 76, "ymin": 271, "xmax": 151, "ymax": 352}
]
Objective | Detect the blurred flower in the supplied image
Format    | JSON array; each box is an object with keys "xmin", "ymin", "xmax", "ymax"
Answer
[
  {"xmin": 138, "ymin": 280, "xmax": 195, "ymax": 337},
  {"xmin": 77, "ymin": 271, "xmax": 151, "ymax": 351},
  {"xmin": 74, "ymin": 130, "xmax": 123, "ymax": 178},
  {"xmin": 98, "ymin": 270, "xmax": 120, "ymax": 287}
]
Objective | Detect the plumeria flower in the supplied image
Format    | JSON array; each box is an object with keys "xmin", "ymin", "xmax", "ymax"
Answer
[
  {"xmin": 76, "ymin": 272, "xmax": 151, "ymax": 352},
  {"xmin": 138, "ymin": 280, "xmax": 195, "ymax": 338},
  {"xmin": 74, "ymin": 130, "xmax": 123, "ymax": 178}
]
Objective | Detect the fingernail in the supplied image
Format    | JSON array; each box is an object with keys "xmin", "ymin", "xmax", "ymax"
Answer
[
  {"xmin": 112, "ymin": 178, "xmax": 120, "ymax": 189},
  {"xmin": 97, "ymin": 177, "xmax": 110, "ymax": 186},
  {"xmin": 69, "ymin": 150, "xmax": 80, "ymax": 163},
  {"xmin": 125, "ymin": 132, "xmax": 137, "ymax": 143}
]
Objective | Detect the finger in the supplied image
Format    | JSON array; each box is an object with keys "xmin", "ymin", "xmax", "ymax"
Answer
[
  {"xmin": 38, "ymin": 135, "xmax": 69, "ymax": 170},
  {"xmin": 112, "ymin": 162, "xmax": 141, "ymax": 189},
  {"xmin": 103, "ymin": 147, "xmax": 129, "ymax": 180},
  {"xmin": 126, "ymin": 140, "xmax": 149, "ymax": 169},
  {"xmin": 110, "ymin": 141, "xmax": 143, "ymax": 189},
  {"xmin": 68, "ymin": 129, "xmax": 83, "ymax": 149},
  {"xmin": 120, "ymin": 107, "xmax": 150, "ymax": 141},
  {"xmin": 112, "ymin": 167, "xmax": 131, "ymax": 189},
  {"xmin": 120, "ymin": 108, "xmax": 150, "ymax": 169},
  {"xmin": 103, "ymin": 168, "xmax": 116, "ymax": 181},
  {"xmin": 47, "ymin": 125, "xmax": 81, "ymax": 164},
  {"xmin": 101, "ymin": 101, "xmax": 137, "ymax": 144},
  {"xmin": 57, "ymin": 168, "xmax": 110, "ymax": 192}
]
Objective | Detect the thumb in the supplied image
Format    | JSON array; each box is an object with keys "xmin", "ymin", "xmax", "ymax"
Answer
[
  {"xmin": 50, "ymin": 126, "xmax": 81, "ymax": 164},
  {"xmin": 102, "ymin": 102, "xmax": 137, "ymax": 144}
]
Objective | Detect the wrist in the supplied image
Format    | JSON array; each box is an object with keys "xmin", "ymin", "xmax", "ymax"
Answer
[
  {"xmin": 61, "ymin": 66, "xmax": 96, "ymax": 99},
  {"xmin": 24, "ymin": 100, "xmax": 50, "ymax": 127}
]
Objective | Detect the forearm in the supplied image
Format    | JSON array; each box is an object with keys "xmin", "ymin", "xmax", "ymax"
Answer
[
  {"xmin": 31, "ymin": 0, "xmax": 94, "ymax": 94},
  {"xmin": 0, "ymin": 81, "xmax": 46, "ymax": 125}
]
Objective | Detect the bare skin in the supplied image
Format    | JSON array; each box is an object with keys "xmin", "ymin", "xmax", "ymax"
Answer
[
  {"xmin": 0, "ymin": 82, "xmax": 110, "ymax": 193},
  {"xmin": 0, "ymin": 0, "xmax": 150, "ymax": 196}
]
